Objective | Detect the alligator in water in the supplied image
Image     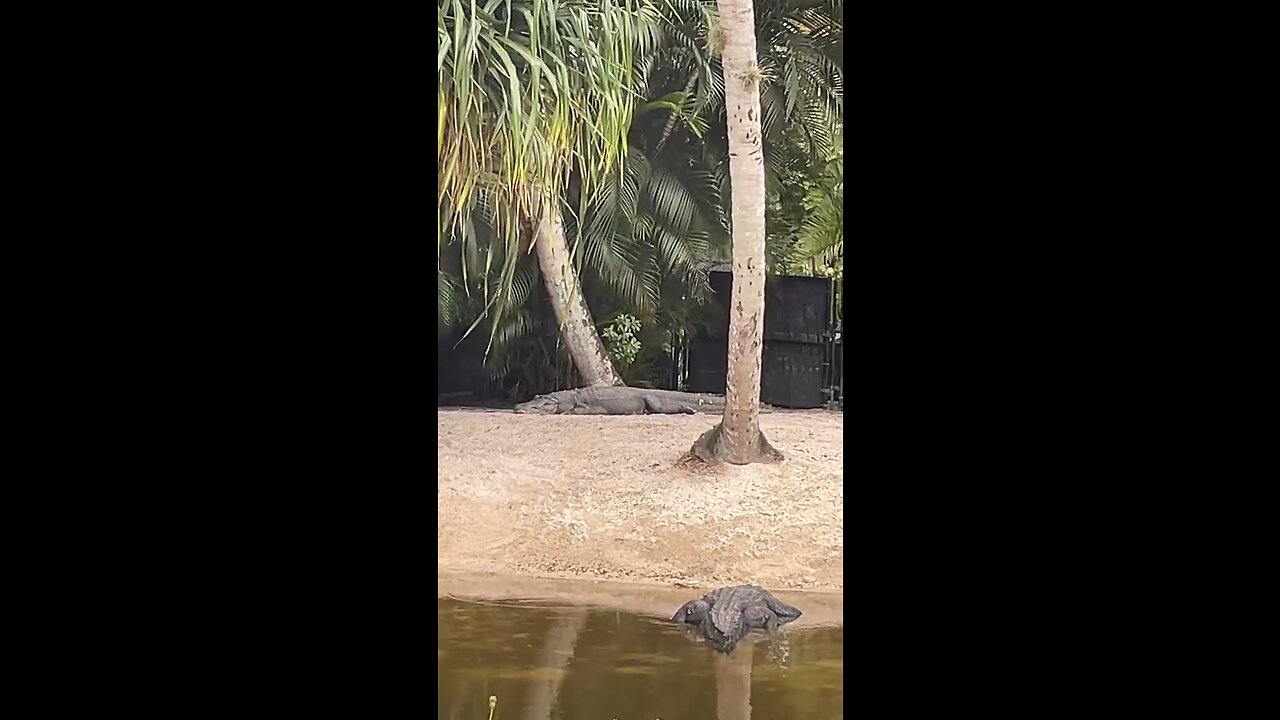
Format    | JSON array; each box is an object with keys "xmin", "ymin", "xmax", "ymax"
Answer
[
  {"xmin": 513, "ymin": 387, "xmax": 774, "ymax": 415},
  {"xmin": 671, "ymin": 585, "xmax": 802, "ymax": 654}
]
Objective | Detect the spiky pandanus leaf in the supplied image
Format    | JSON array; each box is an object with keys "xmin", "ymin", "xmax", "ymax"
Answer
[{"xmin": 438, "ymin": 0, "xmax": 655, "ymax": 351}]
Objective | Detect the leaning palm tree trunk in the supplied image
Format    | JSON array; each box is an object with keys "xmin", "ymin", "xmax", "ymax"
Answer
[
  {"xmin": 437, "ymin": 0, "xmax": 640, "ymax": 391},
  {"xmin": 533, "ymin": 199, "xmax": 623, "ymax": 387},
  {"xmin": 691, "ymin": 0, "xmax": 780, "ymax": 464}
]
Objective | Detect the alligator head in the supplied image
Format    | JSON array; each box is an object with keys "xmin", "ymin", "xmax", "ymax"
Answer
[
  {"xmin": 773, "ymin": 599, "xmax": 803, "ymax": 623},
  {"xmin": 672, "ymin": 598, "xmax": 711, "ymax": 625},
  {"xmin": 513, "ymin": 394, "xmax": 560, "ymax": 414}
]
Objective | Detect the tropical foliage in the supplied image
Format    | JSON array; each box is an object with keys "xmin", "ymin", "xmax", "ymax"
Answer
[
  {"xmin": 437, "ymin": 0, "xmax": 844, "ymax": 399},
  {"xmin": 770, "ymin": 125, "xmax": 843, "ymax": 276},
  {"xmin": 438, "ymin": 0, "xmax": 656, "ymax": 338}
]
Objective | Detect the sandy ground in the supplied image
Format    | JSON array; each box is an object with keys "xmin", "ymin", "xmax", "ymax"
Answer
[{"xmin": 438, "ymin": 408, "xmax": 843, "ymax": 591}]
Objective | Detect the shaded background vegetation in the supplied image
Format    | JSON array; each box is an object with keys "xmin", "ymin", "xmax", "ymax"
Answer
[{"xmin": 438, "ymin": 0, "xmax": 843, "ymax": 401}]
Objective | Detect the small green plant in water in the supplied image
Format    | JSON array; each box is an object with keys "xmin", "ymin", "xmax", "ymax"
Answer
[{"xmin": 602, "ymin": 314, "xmax": 642, "ymax": 367}]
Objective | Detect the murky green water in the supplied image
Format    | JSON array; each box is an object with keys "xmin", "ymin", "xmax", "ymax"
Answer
[{"xmin": 438, "ymin": 597, "xmax": 843, "ymax": 720}]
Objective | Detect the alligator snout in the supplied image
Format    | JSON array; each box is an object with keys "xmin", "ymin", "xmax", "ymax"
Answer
[
  {"xmin": 672, "ymin": 598, "xmax": 709, "ymax": 624},
  {"xmin": 514, "ymin": 398, "xmax": 556, "ymax": 414}
]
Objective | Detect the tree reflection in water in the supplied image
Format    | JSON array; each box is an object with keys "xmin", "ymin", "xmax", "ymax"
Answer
[
  {"xmin": 716, "ymin": 641, "xmax": 754, "ymax": 720},
  {"xmin": 522, "ymin": 608, "xmax": 589, "ymax": 720}
]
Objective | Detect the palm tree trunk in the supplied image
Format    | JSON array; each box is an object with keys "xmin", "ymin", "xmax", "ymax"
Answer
[
  {"xmin": 533, "ymin": 199, "xmax": 624, "ymax": 387},
  {"xmin": 691, "ymin": 0, "xmax": 780, "ymax": 464}
]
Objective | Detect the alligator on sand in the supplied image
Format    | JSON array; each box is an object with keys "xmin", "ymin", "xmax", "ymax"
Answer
[{"xmin": 514, "ymin": 387, "xmax": 775, "ymax": 415}]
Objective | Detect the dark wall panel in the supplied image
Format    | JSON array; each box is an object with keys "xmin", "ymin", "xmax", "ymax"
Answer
[{"xmin": 688, "ymin": 272, "xmax": 837, "ymax": 408}]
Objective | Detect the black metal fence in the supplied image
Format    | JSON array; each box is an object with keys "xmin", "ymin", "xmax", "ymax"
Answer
[
  {"xmin": 438, "ymin": 271, "xmax": 844, "ymax": 408},
  {"xmin": 685, "ymin": 271, "xmax": 843, "ymax": 409}
]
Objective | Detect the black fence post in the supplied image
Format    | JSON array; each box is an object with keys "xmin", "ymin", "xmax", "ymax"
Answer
[{"xmin": 822, "ymin": 275, "xmax": 841, "ymax": 411}]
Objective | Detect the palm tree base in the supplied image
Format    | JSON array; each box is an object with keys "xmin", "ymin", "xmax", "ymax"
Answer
[{"xmin": 690, "ymin": 422, "xmax": 784, "ymax": 465}]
